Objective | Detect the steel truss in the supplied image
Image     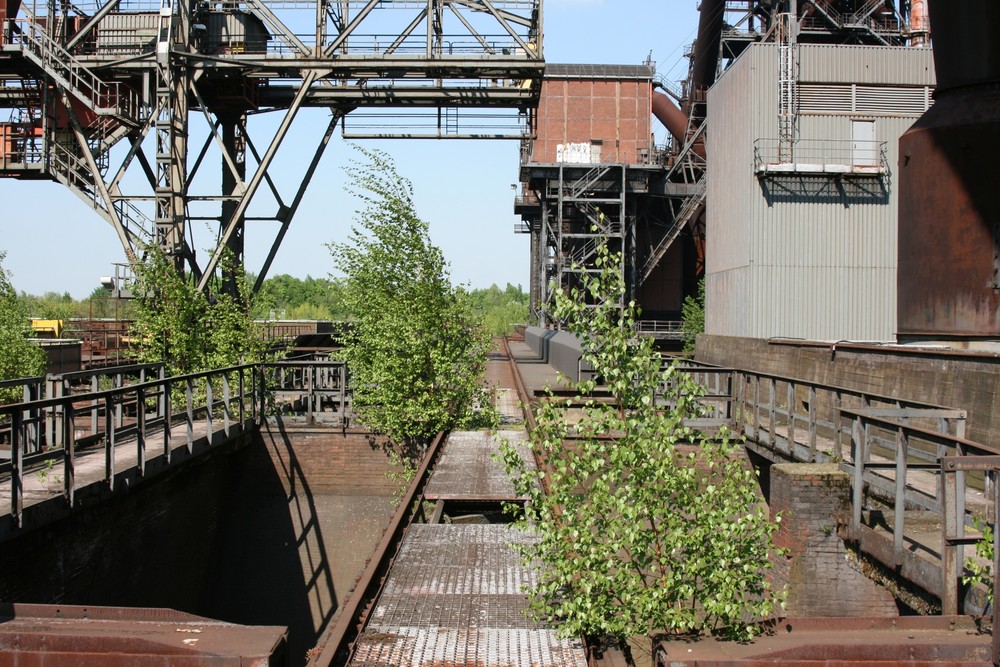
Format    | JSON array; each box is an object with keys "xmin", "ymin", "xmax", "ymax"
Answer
[{"xmin": 0, "ymin": 0, "xmax": 543, "ymax": 291}]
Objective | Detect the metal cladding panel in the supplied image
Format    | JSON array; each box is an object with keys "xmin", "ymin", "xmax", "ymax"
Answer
[
  {"xmin": 95, "ymin": 13, "xmax": 158, "ymax": 53},
  {"xmin": 706, "ymin": 42, "xmax": 933, "ymax": 341},
  {"xmin": 706, "ymin": 43, "xmax": 775, "ymax": 338},
  {"xmin": 798, "ymin": 45, "xmax": 936, "ymax": 87},
  {"xmin": 707, "ymin": 44, "xmax": 772, "ymax": 276}
]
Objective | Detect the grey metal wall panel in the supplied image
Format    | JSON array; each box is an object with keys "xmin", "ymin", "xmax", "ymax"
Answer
[
  {"xmin": 706, "ymin": 42, "xmax": 935, "ymax": 342},
  {"xmin": 798, "ymin": 45, "xmax": 936, "ymax": 87}
]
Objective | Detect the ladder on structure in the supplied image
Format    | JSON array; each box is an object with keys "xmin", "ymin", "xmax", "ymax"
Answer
[{"xmin": 777, "ymin": 13, "xmax": 797, "ymax": 163}]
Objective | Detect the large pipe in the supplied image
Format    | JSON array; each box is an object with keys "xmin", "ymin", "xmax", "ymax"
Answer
[
  {"xmin": 690, "ymin": 0, "xmax": 727, "ymax": 101},
  {"xmin": 897, "ymin": 0, "xmax": 1000, "ymax": 344},
  {"xmin": 652, "ymin": 90, "xmax": 687, "ymax": 144},
  {"xmin": 909, "ymin": 0, "xmax": 929, "ymax": 46},
  {"xmin": 652, "ymin": 89, "xmax": 705, "ymax": 157}
]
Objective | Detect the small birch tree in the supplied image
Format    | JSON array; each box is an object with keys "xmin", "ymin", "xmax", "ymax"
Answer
[
  {"xmin": 129, "ymin": 247, "xmax": 268, "ymax": 376},
  {"xmin": 330, "ymin": 147, "xmax": 494, "ymax": 464},
  {"xmin": 0, "ymin": 252, "xmax": 46, "ymax": 403},
  {"xmin": 501, "ymin": 242, "xmax": 780, "ymax": 643}
]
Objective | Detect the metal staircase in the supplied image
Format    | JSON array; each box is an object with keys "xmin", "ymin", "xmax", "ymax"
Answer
[
  {"xmin": 12, "ymin": 21, "xmax": 141, "ymax": 128},
  {"xmin": 568, "ymin": 164, "xmax": 614, "ymax": 199},
  {"xmin": 639, "ymin": 176, "xmax": 706, "ymax": 286},
  {"xmin": 46, "ymin": 139, "xmax": 154, "ymax": 250}
]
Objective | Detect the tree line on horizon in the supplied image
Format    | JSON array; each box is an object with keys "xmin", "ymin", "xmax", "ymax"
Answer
[{"xmin": 13, "ymin": 274, "xmax": 530, "ymax": 337}]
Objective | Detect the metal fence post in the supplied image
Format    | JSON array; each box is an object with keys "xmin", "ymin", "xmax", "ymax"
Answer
[
  {"xmin": 105, "ymin": 392, "xmax": 116, "ymax": 491},
  {"xmin": 136, "ymin": 386, "xmax": 146, "ymax": 476},
  {"xmin": 63, "ymin": 402, "xmax": 75, "ymax": 507},
  {"xmin": 163, "ymin": 378, "xmax": 172, "ymax": 463},
  {"xmin": 851, "ymin": 415, "xmax": 865, "ymax": 532},
  {"xmin": 11, "ymin": 410, "xmax": 22, "ymax": 527}
]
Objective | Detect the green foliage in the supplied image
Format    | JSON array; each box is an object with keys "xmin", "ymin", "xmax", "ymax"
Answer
[
  {"xmin": 963, "ymin": 516, "xmax": 994, "ymax": 606},
  {"xmin": 129, "ymin": 246, "xmax": 269, "ymax": 376},
  {"xmin": 254, "ymin": 274, "xmax": 353, "ymax": 321},
  {"xmin": 466, "ymin": 283, "xmax": 530, "ymax": 336},
  {"xmin": 20, "ymin": 290, "xmax": 81, "ymax": 321},
  {"xmin": 501, "ymin": 243, "xmax": 779, "ymax": 643},
  {"xmin": 681, "ymin": 278, "xmax": 705, "ymax": 355},
  {"xmin": 330, "ymin": 146, "xmax": 495, "ymax": 464},
  {"xmin": 0, "ymin": 253, "xmax": 47, "ymax": 402}
]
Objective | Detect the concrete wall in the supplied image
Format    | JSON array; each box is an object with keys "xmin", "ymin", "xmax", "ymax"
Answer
[
  {"xmin": 770, "ymin": 463, "xmax": 898, "ymax": 616},
  {"xmin": 0, "ymin": 434, "xmax": 253, "ymax": 610},
  {"xmin": 697, "ymin": 334, "xmax": 1000, "ymax": 447},
  {"xmin": 524, "ymin": 326, "xmax": 593, "ymax": 382}
]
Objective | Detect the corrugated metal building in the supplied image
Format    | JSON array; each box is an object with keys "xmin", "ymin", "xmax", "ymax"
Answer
[{"xmin": 705, "ymin": 43, "xmax": 935, "ymax": 342}]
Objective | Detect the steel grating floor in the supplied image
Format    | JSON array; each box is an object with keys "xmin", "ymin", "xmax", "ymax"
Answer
[
  {"xmin": 350, "ymin": 524, "xmax": 587, "ymax": 667},
  {"xmin": 495, "ymin": 388, "xmax": 523, "ymax": 424},
  {"xmin": 423, "ymin": 430, "xmax": 534, "ymax": 501}
]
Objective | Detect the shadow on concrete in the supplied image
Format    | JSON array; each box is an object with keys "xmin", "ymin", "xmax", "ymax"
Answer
[{"xmin": 201, "ymin": 416, "xmax": 337, "ymax": 666}]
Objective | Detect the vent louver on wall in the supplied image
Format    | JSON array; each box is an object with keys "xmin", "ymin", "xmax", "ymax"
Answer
[{"xmin": 798, "ymin": 84, "xmax": 931, "ymax": 115}]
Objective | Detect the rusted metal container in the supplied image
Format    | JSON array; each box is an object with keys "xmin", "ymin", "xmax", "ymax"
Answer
[{"xmin": 897, "ymin": 0, "xmax": 1000, "ymax": 344}]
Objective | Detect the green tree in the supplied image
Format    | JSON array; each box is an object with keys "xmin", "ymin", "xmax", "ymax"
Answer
[
  {"xmin": 254, "ymin": 274, "xmax": 353, "ymax": 321},
  {"xmin": 467, "ymin": 283, "xmax": 530, "ymax": 336},
  {"xmin": 501, "ymin": 243, "xmax": 780, "ymax": 645},
  {"xmin": 681, "ymin": 277, "xmax": 705, "ymax": 355},
  {"xmin": 0, "ymin": 253, "xmax": 47, "ymax": 402},
  {"xmin": 129, "ymin": 247, "xmax": 268, "ymax": 376},
  {"xmin": 20, "ymin": 290, "xmax": 80, "ymax": 322},
  {"xmin": 330, "ymin": 146, "xmax": 494, "ymax": 463}
]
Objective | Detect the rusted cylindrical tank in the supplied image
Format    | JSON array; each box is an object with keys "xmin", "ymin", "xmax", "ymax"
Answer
[{"xmin": 897, "ymin": 0, "xmax": 1000, "ymax": 346}]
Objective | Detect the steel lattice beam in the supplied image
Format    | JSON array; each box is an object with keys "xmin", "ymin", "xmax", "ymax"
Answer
[{"xmin": 0, "ymin": 0, "xmax": 544, "ymax": 292}]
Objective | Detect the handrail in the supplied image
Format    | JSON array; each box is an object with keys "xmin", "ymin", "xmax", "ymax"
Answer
[
  {"xmin": 655, "ymin": 362, "xmax": 990, "ymax": 617},
  {"xmin": 0, "ymin": 359, "xmax": 354, "ymax": 529}
]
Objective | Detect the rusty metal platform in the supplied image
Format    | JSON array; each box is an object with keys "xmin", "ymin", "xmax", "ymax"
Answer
[
  {"xmin": 423, "ymin": 430, "xmax": 533, "ymax": 502},
  {"xmin": 0, "ymin": 603, "xmax": 287, "ymax": 665},
  {"xmin": 350, "ymin": 524, "xmax": 587, "ymax": 666}
]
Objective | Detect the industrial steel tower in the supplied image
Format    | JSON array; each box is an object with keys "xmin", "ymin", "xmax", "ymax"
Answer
[{"xmin": 0, "ymin": 0, "xmax": 543, "ymax": 291}]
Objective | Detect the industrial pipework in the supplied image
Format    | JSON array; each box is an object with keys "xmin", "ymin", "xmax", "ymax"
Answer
[{"xmin": 650, "ymin": 0, "xmax": 724, "ymax": 152}]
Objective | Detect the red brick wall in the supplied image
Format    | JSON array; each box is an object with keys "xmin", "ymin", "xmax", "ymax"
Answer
[
  {"xmin": 532, "ymin": 77, "xmax": 652, "ymax": 164},
  {"xmin": 770, "ymin": 463, "xmax": 898, "ymax": 616},
  {"xmin": 258, "ymin": 420, "xmax": 399, "ymax": 495}
]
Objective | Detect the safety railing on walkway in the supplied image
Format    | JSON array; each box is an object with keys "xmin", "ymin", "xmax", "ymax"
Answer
[
  {"xmin": 264, "ymin": 359, "xmax": 350, "ymax": 425},
  {"xmin": 0, "ymin": 364, "xmax": 260, "ymax": 527},
  {"xmin": 666, "ymin": 361, "xmax": 995, "ymax": 617},
  {"xmin": 0, "ymin": 358, "xmax": 352, "ymax": 528}
]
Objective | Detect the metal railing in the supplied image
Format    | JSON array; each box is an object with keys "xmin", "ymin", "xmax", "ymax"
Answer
[
  {"xmin": 0, "ymin": 359, "xmax": 352, "ymax": 528},
  {"xmin": 664, "ymin": 361, "xmax": 1000, "ymax": 615},
  {"xmin": 8, "ymin": 19, "xmax": 141, "ymax": 123},
  {"xmin": 754, "ymin": 138, "xmax": 889, "ymax": 175},
  {"xmin": 264, "ymin": 359, "xmax": 349, "ymax": 425},
  {"xmin": 637, "ymin": 320, "xmax": 684, "ymax": 340}
]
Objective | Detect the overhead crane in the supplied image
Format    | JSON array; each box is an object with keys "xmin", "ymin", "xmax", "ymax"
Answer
[{"xmin": 0, "ymin": 0, "xmax": 543, "ymax": 292}]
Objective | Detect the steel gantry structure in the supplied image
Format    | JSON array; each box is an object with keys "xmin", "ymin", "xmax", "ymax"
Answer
[{"xmin": 0, "ymin": 0, "xmax": 543, "ymax": 291}]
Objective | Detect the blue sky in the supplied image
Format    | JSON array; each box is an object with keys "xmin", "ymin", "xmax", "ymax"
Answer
[{"xmin": 0, "ymin": 0, "xmax": 700, "ymax": 298}]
